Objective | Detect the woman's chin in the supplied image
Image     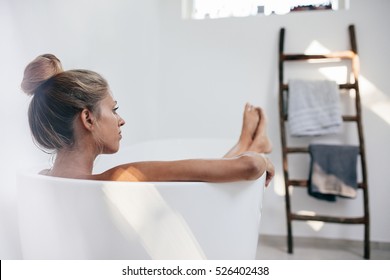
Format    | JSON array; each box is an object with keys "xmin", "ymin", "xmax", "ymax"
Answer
[{"xmin": 103, "ymin": 146, "xmax": 120, "ymax": 154}]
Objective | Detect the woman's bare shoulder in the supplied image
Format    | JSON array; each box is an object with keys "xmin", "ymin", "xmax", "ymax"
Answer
[{"xmin": 94, "ymin": 164, "xmax": 143, "ymax": 181}]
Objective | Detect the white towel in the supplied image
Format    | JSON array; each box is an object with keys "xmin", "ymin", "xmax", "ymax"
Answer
[{"xmin": 288, "ymin": 79, "xmax": 342, "ymax": 136}]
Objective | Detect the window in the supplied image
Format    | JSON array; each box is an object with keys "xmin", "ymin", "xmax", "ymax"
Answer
[{"xmin": 182, "ymin": 0, "xmax": 349, "ymax": 20}]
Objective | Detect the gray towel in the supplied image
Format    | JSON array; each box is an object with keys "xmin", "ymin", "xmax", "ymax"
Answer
[
  {"xmin": 288, "ymin": 79, "xmax": 342, "ymax": 136},
  {"xmin": 308, "ymin": 144, "xmax": 359, "ymax": 202}
]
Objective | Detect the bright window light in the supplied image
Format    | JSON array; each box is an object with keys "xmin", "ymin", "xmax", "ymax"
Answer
[{"xmin": 183, "ymin": 0, "xmax": 349, "ymax": 20}]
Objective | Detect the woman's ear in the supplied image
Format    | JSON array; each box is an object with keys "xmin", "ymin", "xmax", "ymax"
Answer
[{"xmin": 80, "ymin": 108, "xmax": 95, "ymax": 131}]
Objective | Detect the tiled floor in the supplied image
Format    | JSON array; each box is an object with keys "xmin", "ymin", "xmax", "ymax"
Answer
[{"xmin": 256, "ymin": 235, "xmax": 390, "ymax": 260}]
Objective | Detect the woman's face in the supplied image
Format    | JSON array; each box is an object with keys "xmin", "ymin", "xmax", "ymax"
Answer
[{"xmin": 95, "ymin": 93, "xmax": 125, "ymax": 154}]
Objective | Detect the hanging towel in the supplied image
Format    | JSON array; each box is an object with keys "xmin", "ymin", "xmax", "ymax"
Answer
[
  {"xmin": 308, "ymin": 144, "xmax": 359, "ymax": 202},
  {"xmin": 288, "ymin": 79, "xmax": 342, "ymax": 136}
]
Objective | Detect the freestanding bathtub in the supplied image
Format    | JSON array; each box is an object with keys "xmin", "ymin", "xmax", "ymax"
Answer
[{"xmin": 17, "ymin": 138, "xmax": 265, "ymax": 260}]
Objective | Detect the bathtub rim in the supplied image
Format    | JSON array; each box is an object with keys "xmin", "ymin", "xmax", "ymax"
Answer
[{"xmin": 17, "ymin": 166, "xmax": 266, "ymax": 189}]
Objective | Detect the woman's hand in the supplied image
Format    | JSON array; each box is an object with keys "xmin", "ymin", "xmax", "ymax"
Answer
[{"xmin": 263, "ymin": 156, "xmax": 275, "ymax": 187}]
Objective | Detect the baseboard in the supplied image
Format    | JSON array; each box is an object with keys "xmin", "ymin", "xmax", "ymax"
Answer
[{"xmin": 258, "ymin": 234, "xmax": 390, "ymax": 250}]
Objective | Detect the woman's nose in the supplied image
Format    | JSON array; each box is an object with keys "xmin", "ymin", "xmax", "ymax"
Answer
[{"xmin": 119, "ymin": 115, "xmax": 125, "ymax": 126}]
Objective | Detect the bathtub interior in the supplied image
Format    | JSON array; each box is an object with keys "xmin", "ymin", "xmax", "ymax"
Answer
[{"xmin": 18, "ymin": 138, "xmax": 265, "ymax": 260}]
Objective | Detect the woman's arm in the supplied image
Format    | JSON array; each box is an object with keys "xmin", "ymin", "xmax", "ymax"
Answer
[{"xmin": 98, "ymin": 153, "xmax": 274, "ymax": 186}]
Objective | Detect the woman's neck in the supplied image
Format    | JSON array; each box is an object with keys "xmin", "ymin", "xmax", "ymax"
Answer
[{"xmin": 48, "ymin": 147, "xmax": 97, "ymax": 179}]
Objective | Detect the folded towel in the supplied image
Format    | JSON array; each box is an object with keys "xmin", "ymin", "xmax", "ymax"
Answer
[
  {"xmin": 308, "ymin": 144, "xmax": 359, "ymax": 202},
  {"xmin": 288, "ymin": 79, "xmax": 342, "ymax": 136}
]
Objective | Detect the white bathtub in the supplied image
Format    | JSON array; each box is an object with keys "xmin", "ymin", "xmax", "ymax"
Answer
[{"xmin": 17, "ymin": 138, "xmax": 265, "ymax": 260}]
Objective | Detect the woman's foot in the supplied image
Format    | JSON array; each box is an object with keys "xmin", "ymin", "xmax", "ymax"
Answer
[
  {"xmin": 249, "ymin": 108, "xmax": 272, "ymax": 154},
  {"xmin": 240, "ymin": 103, "xmax": 260, "ymax": 143},
  {"xmin": 224, "ymin": 103, "xmax": 260, "ymax": 158}
]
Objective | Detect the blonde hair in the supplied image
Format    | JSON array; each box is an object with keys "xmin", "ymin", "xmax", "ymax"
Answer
[{"xmin": 21, "ymin": 54, "xmax": 109, "ymax": 152}]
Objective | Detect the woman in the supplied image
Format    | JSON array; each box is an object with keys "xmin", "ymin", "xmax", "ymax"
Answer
[{"xmin": 21, "ymin": 54, "xmax": 274, "ymax": 186}]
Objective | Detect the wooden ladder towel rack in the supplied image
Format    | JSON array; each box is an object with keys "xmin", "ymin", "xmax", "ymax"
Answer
[{"xmin": 278, "ymin": 25, "xmax": 370, "ymax": 259}]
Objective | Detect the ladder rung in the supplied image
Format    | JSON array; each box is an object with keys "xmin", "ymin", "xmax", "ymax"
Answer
[
  {"xmin": 285, "ymin": 147, "xmax": 309, "ymax": 153},
  {"xmin": 282, "ymin": 83, "xmax": 356, "ymax": 91},
  {"xmin": 290, "ymin": 213, "xmax": 366, "ymax": 224},
  {"xmin": 287, "ymin": 180, "xmax": 365, "ymax": 189},
  {"xmin": 343, "ymin": 115, "xmax": 358, "ymax": 121},
  {"xmin": 288, "ymin": 180, "xmax": 308, "ymax": 187},
  {"xmin": 340, "ymin": 83, "xmax": 357, "ymax": 90},
  {"xmin": 285, "ymin": 147, "xmax": 363, "ymax": 155},
  {"xmin": 283, "ymin": 115, "xmax": 358, "ymax": 122},
  {"xmin": 282, "ymin": 50, "xmax": 356, "ymax": 61}
]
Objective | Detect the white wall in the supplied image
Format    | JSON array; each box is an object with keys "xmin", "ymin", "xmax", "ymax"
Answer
[
  {"xmin": 156, "ymin": 0, "xmax": 390, "ymax": 245},
  {"xmin": 1, "ymin": 0, "xmax": 389, "ymax": 259}
]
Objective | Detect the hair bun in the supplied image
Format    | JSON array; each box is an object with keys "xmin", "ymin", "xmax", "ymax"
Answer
[{"xmin": 21, "ymin": 54, "xmax": 63, "ymax": 96}]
